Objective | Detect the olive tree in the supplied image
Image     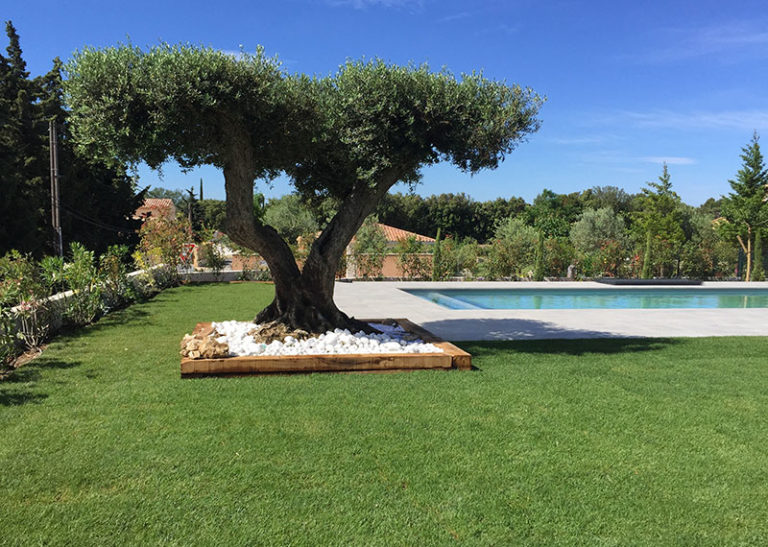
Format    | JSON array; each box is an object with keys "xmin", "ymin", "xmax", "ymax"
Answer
[{"xmin": 66, "ymin": 44, "xmax": 543, "ymax": 333}]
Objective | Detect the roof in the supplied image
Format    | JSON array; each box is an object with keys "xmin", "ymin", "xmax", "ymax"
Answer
[
  {"xmin": 377, "ymin": 223, "xmax": 435, "ymax": 243},
  {"xmin": 134, "ymin": 198, "xmax": 177, "ymax": 220}
]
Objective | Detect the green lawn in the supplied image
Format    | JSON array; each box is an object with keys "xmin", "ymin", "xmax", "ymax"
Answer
[{"xmin": 2, "ymin": 283, "xmax": 768, "ymax": 545}]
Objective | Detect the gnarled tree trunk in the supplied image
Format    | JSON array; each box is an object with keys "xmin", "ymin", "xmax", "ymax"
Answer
[{"xmin": 223, "ymin": 134, "xmax": 398, "ymax": 334}]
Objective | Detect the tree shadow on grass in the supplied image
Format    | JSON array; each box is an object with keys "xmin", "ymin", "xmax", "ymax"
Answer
[
  {"xmin": 421, "ymin": 318, "xmax": 679, "ymax": 357},
  {"xmin": 54, "ymin": 304, "xmax": 152, "ymax": 341},
  {"xmin": 460, "ymin": 337, "xmax": 678, "ymax": 360},
  {"xmin": 0, "ymin": 359, "xmax": 81, "ymax": 407}
]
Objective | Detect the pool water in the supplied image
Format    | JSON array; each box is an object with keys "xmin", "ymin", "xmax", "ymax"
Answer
[{"xmin": 404, "ymin": 288, "xmax": 768, "ymax": 310}]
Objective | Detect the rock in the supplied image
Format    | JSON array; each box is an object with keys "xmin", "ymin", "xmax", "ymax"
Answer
[{"xmin": 180, "ymin": 330, "xmax": 230, "ymax": 359}]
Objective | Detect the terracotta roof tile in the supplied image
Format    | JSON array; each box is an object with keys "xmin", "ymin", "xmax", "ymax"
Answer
[
  {"xmin": 134, "ymin": 198, "xmax": 177, "ymax": 220},
  {"xmin": 377, "ymin": 223, "xmax": 435, "ymax": 243}
]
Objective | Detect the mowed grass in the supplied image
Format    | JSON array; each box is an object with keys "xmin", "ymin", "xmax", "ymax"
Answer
[{"xmin": 2, "ymin": 283, "xmax": 768, "ymax": 545}]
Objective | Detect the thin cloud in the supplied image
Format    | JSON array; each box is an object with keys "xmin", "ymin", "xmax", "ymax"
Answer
[
  {"xmin": 641, "ymin": 156, "xmax": 697, "ymax": 166},
  {"xmin": 631, "ymin": 20, "xmax": 768, "ymax": 63},
  {"xmin": 438, "ymin": 11, "xmax": 473, "ymax": 23},
  {"xmin": 551, "ymin": 136, "xmax": 605, "ymax": 145},
  {"xmin": 618, "ymin": 109, "xmax": 768, "ymax": 131},
  {"xmin": 474, "ymin": 23, "xmax": 519, "ymax": 37},
  {"xmin": 328, "ymin": 0, "xmax": 425, "ymax": 9},
  {"xmin": 578, "ymin": 150, "xmax": 695, "ymax": 167}
]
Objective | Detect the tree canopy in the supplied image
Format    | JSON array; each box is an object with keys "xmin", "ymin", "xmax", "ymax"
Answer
[{"xmin": 65, "ymin": 43, "xmax": 544, "ymax": 333}]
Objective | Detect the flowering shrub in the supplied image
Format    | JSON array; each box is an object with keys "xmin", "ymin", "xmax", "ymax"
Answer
[
  {"xmin": 134, "ymin": 212, "xmax": 193, "ymax": 286},
  {"xmin": 0, "ymin": 306, "xmax": 16, "ymax": 367},
  {"xmin": 15, "ymin": 298, "xmax": 50, "ymax": 350},
  {"xmin": 0, "ymin": 251, "xmax": 45, "ymax": 307},
  {"xmin": 100, "ymin": 245, "xmax": 135, "ymax": 310}
]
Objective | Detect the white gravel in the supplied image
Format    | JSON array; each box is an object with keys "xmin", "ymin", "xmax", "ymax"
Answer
[{"xmin": 211, "ymin": 320, "xmax": 444, "ymax": 357}]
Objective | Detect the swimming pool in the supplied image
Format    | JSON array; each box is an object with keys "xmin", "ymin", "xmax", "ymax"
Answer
[{"xmin": 403, "ymin": 288, "xmax": 768, "ymax": 310}]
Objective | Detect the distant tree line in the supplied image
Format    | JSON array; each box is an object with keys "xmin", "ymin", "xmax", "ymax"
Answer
[
  {"xmin": 202, "ymin": 136, "xmax": 761, "ymax": 280},
  {"xmin": 0, "ymin": 22, "xmax": 142, "ymax": 257},
  {"xmin": 156, "ymin": 136, "xmax": 766, "ymax": 281}
]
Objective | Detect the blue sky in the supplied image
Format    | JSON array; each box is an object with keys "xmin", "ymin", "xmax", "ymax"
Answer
[{"xmin": 7, "ymin": 0, "xmax": 768, "ymax": 205}]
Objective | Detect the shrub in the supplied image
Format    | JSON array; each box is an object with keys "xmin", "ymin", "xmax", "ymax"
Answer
[
  {"xmin": 0, "ymin": 306, "xmax": 17, "ymax": 367},
  {"xmin": 202, "ymin": 242, "xmax": 226, "ymax": 280},
  {"xmin": 15, "ymin": 298, "xmax": 50, "ymax": 350},
  {"xmin": 482, "ymin": 217, "xmax": 537, "ymax": 279},
  {"xmin": 100, "ymin": 245, "xmax": 135, "ymax": 310},
  {"xmin": 352, "ymin": 218, "xmax": 387, "ymax": 279},
  {"xmin": 39, "ymin": 255, "xmax": 66, "ymax": 295},
  {"xmin": 0, "ymin": 250, "xmax": 45, "ymax": 307},
  {"xmin": 63, "ymin": 242, "xmax": 104, "ymax": 327},
  {"xmin": 134, "ymin": 214, "xmax": 193, "ymax": 286},
  {"xmin": 395, "ymin": 236, "xmax": 431, "ymax": 280}
]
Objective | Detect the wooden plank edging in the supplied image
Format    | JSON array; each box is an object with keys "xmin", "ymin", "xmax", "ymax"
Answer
[{"xmin": 180, "ymin": 319, "xmax": 471, "ymax": 377}]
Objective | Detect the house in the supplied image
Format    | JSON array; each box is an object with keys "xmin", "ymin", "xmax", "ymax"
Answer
[
  {"xmin": 345, "ymin": 223, "xmax": 435, "ymax": 279},
  {"xmin": 230, "ymin": 222, "xmax": 436, "ymax": 280},
  {"xmin": 133, "ymin": 198, "xmax": 177, "ymax": 221},
  {"xmin": 375, "ymin": 224, "xmax": 435, "ymax": 247}
]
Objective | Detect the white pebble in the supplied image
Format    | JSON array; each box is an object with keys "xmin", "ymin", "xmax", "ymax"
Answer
[{"xmin": 211, "ymin": 321, "xmax": 443, "ymax": 357}]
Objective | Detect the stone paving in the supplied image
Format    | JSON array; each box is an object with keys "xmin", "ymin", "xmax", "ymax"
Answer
[{"xmin": 333, "ymin": 281, "xmax": 768, "ymax": 341}]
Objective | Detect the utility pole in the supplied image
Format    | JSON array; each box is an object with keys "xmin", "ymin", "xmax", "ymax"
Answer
[{"xmin": 49, "ymin": 120, "xmax": 63, "ymax": 257}]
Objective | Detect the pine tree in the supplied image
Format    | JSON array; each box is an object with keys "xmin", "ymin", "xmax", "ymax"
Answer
[
  {"xmin": 35, "ymin": 58, "xmax": 143, "ymax": 254},
  {"xmin": 635, "ymin": 163, "xmax": 688, "ymax": 278},
  {"xmin": 720, "ymin": 133, "xmax": 768, "ymax": 281}
]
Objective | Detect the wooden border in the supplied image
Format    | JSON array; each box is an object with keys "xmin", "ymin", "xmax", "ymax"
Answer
[{"xmin": 180, "ymin": 319, "xmax": 471, "ymax": 378}]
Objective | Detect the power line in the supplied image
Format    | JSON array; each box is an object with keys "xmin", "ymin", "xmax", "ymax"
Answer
[{"xmin": 60, "ymin": 205, "xmax": 136, "ymax": 234}]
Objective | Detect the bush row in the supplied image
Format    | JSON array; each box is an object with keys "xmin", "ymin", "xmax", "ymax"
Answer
[{"xmin": 0, "ymin": 243, "xmax": 180, "ymax": 369}]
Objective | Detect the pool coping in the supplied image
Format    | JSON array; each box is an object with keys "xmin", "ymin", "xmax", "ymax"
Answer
[{"xmin": 333, "ymin": 281, "xmax": 768, "ymax": 341}]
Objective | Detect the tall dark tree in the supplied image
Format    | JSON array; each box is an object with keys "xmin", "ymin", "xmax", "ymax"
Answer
[
  {"xmin": 475, "ymin": 196, "xmax": 527, "ymax": 242},
  {"xmin": 375, "ymin": 192, "xmax": 429, "ymax": 235},
  {"xmin": 66, "ymin": 45, "xmax": 543, "ymax": 333},
  {"xmin": 38, "ymin": 59, "xmax": 143, "ymax": 254},
  {"xmin": 0, "ymin": 23, "xmax": 141, "ymax": 256},
  {"xmin": 0, "ymin": 21, "xmax": 46, "ymax": 255}
]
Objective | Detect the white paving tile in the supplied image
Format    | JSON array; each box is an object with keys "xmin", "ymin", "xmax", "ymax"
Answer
[{"xmin": 333, "ymin": 281, "xmax": 768, "ymax": 341}]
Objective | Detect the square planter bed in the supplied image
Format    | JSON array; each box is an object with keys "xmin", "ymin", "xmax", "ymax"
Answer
[{"xmin": 180, "ymin": 318, "xmax": 471, "ymax": 378}]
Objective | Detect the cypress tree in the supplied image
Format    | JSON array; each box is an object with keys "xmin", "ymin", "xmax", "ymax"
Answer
[
  {"xmin": 0, "ymin": 21, "xmax": 46, "ymax": 255},
  {"xmin": 431, "ymin": 227, "xmax": 442, "ymax": 281},
  {"xmin": 752, "ymin": 228, "xmax": 765, "ymax": 281},
  {"xmin": 641, "ymin": 231, "xmax": 653, "ymax": 279},
  {"xmin": 534, "ymin": 232, "xmax": 545, "ymax": 281}
]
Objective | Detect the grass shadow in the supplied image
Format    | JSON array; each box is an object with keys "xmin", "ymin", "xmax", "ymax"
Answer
[
  {"xmin": 418, "ymin": 318, "xmax": 681, "ymax": 357},
  {"xmin": 458, "ymin": 336, "xmax": 679, "ymax": 358},
  {"xmin": 0, "ymin": 359, "xmax": 81, "ymax": 407},
  {"xmin": 0, "ymin": 390, "xmax": 48, "ymax": 406}
]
